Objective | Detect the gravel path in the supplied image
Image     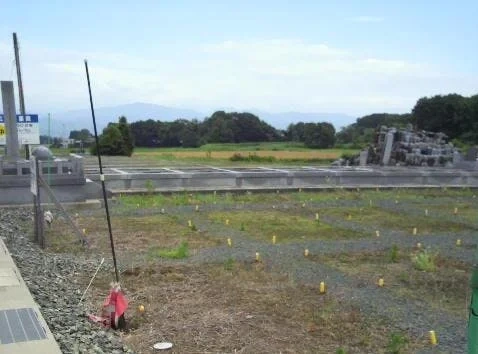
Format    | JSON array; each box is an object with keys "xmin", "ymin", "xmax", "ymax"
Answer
[{"xmin": 0, "ymin": 208, "xmax": 133, "ymax": 354}]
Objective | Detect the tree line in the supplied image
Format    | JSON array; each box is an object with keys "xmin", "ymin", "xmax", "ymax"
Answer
[
  {"xmin": 130, "ymin": 111, "xmax": 335, "ymax": 149},
  {"xmin": 67, "ymin": 92, "xmax": 477, "ymax": 156},
  {"xmin": 336, "ymin": 93, "xmax": 478, "ymax": 147}
]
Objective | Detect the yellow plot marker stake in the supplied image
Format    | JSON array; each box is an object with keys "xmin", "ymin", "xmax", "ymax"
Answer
[
  {"xmin": 272, "ymin": 235, "xmax": 276, "ymax": 245},
  {"xmin": 378, "ymin": 278, "xmax": 384, "ymax": 287},
  {"xmin": 225, "ymin": 219, "xmax": 229, "ymax": 225},
  {"xmin": 304, "ymin": 249, "xmax": 309, "ymax": 257},
  {"xmin": 319, "ymin": 281, "xmax": 326, "ymax": 294},
  {"xmin": 138, "ymin": 305, "xmax": 145, "ymax": 313},
  {"xmin": 188, "ymin": 220, "xmax": 192, "ymax": 228},
  {"xmin": 255, "ymin": 252, "xmax": 260, "ymax": 262},
  {"xmin": 456, "ymin": 239, "xmax": 462, "ymax": 246},
  {"xmin": 375, "ymin": 230, "xmax": 380, "ymax": 237},
  {"xmin": 413, "ymin": 227, "xmax": 417, "ymax": 236},
  {"xmin": 417, "ymin": 242, "xmax": 422, "ymax": 249},
  {"xmin": 227, "ymin": 238, "xmax": 232, "ymax": 247},
  {"xmin": 82, "ymin": 228, "xmax": 86, "ymax": 235},
  {"xmin": 315, "ymin": 213, "xmax": 319, "ymax": 221},
  {"xmin": 454, "ymin": 207, "xmax": 458, "ymax": 215},
  {"xmin": 429, "ymin": 330, "xmax": 438, "ymax": 346},
  {"xmin": 195, "ymin": 204, "xmax": 199, "ymax": 212}
]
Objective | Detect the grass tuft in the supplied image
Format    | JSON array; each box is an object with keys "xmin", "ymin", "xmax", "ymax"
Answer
[
  {"xmin": 150, "ymin": 241, "xmax": 189, "ymax": 259},
  {"xmin": 389, "ymin": 245, "xmax": 400, "ymax": 263},
  {"xmin": 412, "ymin": 249, "xmax": 437, "ymax": 272},
  {"xmin": 386, "ymin": 332, "xmax": 409, "ymax": 354}
]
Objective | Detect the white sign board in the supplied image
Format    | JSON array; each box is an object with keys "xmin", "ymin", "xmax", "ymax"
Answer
[
  {"xmin": 0, "ymin": 114, "xmax": 40, "ymax": 145},
  {"xmin": 30, "ymin": 157, "xmax": 37, "ymax": 196},
  {"xmin": 0, "ymin": 115, "xmax": 5, "ymax": 145}
]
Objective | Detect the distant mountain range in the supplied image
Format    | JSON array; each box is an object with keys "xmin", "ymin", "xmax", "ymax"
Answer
[{"xmin": 37, "ymin": 102, "xmax": 356, "ymax": 137}]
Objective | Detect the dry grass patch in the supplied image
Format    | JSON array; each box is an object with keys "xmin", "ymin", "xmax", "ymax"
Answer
[
  {"xmin": 46, "ymin": 213, "xmax": 219, "ymax": 257},
  {"xmin": 319, "ymin": 249, "xmax": 471, "ymax": 317},
  {"xmin": 82, "ymin": 262, "xmax": 424, "ymax": 353},
  {"xmin": 134, "ymin": 150, "xmax": 344, "ymax": 160}
]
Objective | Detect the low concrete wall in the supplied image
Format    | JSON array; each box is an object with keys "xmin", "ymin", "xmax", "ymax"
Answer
[
  {"xmin": 0, "ymin": 154, "xmax": 85, "ymax": 187},
  {"xmin": 88, "ymin": 168, "xmax": 478, "ymax": 193},
  {"xmin": 0, "ymin": 180, "xmax": 105, "ymax": 205}
]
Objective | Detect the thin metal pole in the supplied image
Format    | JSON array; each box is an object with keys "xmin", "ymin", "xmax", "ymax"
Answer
[
  {"xmin": 84, "ymin": 60, "xmax": 119, "ymax": 282},
  {"xmin": 35, "ymin": 159, "xmax": 44, "ymax": 248},
  {"xmin": 47, "ymin": 113, "xmax": 51, "ymax": 187},
  {"xmin": 13, "ymin": 33, "xmax": 29, "ymax": 159}
]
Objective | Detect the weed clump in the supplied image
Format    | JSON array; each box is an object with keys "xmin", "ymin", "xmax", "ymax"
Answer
[
  {"xmin": 388, "ymin": 245, "xmax": 400, "ymax": 263},
  {"xmin": 412, "ymin": 249, "xmax": 437, "ymax": 272},
  {"xmin": 223, "ymin": 257, "xmax": 235, "ymax": 271},
  {"xmin": 386, "ymin": 332, "xmax": 409, "ymax": 353},
  {"xmin": 149, "ymin": 241, "xmax": 189, "ymax": 259}
]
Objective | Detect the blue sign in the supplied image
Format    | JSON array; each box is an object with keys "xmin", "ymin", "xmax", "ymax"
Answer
[{"xmin": 0, "ymin": 114, "xmax": 38, "ymax": 122}]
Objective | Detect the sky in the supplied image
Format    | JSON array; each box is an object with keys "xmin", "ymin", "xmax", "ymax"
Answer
[{"xmin": 0, "ymin": 0, "xmax": 477, "ymax": 119}]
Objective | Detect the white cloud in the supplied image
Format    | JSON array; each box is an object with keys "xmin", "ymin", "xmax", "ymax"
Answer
[
  {"xmin": 0, "ymin": 38, "xmax": 475, "ymax": 116},
  {"xmin": 351, "ymin": 16, "xmax": 385, "ymax": 23}
]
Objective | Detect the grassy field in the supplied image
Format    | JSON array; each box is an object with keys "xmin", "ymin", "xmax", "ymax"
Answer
[
  {"xmin": 51, "ymin": 142, "xmax": 359, "ymax": 165},
  {"xmin": 43, "ymin": 188, "xmax": 476, "ymax": 353}
]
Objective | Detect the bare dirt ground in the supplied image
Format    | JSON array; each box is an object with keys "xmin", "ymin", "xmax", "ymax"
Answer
[{"xmin": 44, "ymin": 188, "xmax": 476, "ymax": 353}]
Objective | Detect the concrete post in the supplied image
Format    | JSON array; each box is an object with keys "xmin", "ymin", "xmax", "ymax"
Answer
[
  {"xmin": 1, "ymin": 81, "xmax": 20, "ymax": 161},
  {"xmin": 382, "ymin": 131, "xmax": 394, "ymax": 165}
]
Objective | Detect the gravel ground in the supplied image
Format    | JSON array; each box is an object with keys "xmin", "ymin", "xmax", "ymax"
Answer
[
  {"xmin": 2, "ymin": 191, "xmax": 476, "ymax": 353},
  {"xmin": 0, "ymin": 208, "xmax": 133, "ymax": 354},
  {"xmin": 171, "ymin": 201, "xmax": 473, "ymax": 353}
]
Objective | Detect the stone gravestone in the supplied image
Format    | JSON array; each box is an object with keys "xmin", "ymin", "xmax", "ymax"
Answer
[
  {"xmin": 382, "ymin": 131, "xmax": 394, "ymax": 165},
  {"xmin": 359, "ymin": 150, "xmax": 368, "ymax": 166},
  {"xmin": 465, "ymin": 147, "xmax": 478, "ymax": 161}
]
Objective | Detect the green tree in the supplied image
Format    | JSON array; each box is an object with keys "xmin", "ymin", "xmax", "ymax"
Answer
[
  {"xmin": 90, "ymin": 117, "xmax": 134, "ymax": 156},
  {"xmin": 69, "ymin": 129, "xmax": 92, "ymax": 141},
  {"xmin": 303, "ymin": 122, "xmax": 336, "ymax": 148},
  {"xmin": 117, "ymin": 116, "xmax": 134, "ymax": 156}
]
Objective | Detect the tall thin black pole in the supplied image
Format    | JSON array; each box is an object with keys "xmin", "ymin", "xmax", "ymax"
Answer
[{"xmin": 84, "ymin": 60, "xmax": 119, "ymax": 282}]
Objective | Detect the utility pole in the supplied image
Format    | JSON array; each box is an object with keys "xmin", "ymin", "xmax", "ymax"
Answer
[{"xmin": 13, "ymin": 32, "xmax": 29, "ymax": 159}]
